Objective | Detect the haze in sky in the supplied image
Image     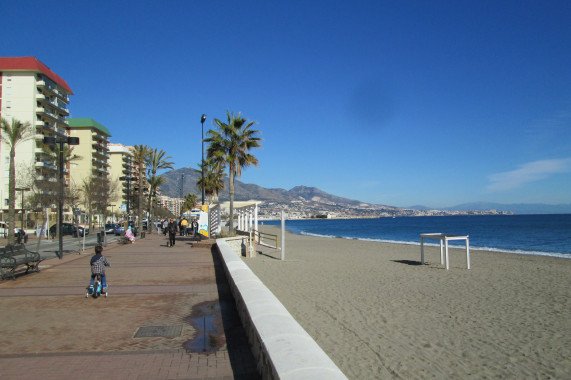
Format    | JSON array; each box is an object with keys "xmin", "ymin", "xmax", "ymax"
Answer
[{"xmin": 3, "ymin": 1, "xmax": 570, "ymax": 208}]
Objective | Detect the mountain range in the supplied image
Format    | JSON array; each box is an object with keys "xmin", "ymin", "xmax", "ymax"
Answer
[
  {"xmin": 160, "ymin": 167, "xmax": 571, "ymax": 214},
  {"xmin": 160, "ymin": 167, "xmax": 375, "ymax": 205}
]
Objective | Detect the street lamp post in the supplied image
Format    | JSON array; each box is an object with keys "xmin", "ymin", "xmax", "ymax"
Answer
[
  {"xmin": 201, "ymin": 114, "xmax": 206, "ymax": 205},
  {"xmin": 43, "ymin": 136, "xmax": 80, "ymax": 259},
  {"xmin": 15, "ymin": 187, "xmax": 30, "ymax": 231}
]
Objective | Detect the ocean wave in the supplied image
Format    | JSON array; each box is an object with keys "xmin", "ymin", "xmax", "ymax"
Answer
[{"xmin": 297, "ymin": 230, "xmax": 570, "ymax": 259}]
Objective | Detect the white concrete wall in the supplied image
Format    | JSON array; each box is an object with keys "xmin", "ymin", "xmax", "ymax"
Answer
[{"xmin": 216, "ymin": 238, "xmax": 348, "ymax": 380}]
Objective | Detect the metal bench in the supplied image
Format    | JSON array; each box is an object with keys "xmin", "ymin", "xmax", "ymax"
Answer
[{"xmin": 0, "ymin": 244, "xmax": 42, "ymax": 280}]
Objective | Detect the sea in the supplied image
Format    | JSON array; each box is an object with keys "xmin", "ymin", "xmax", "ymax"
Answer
[{"xmin": 261, "ymin": 214, "xmax": 571, "ymax": 259}]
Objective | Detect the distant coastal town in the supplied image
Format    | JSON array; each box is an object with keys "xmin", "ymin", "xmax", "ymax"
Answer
[{"xmin": 257, "ymin": 200, "xmax": 515, "ymax": 220}]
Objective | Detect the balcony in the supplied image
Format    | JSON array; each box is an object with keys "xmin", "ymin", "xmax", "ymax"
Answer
[
  {"xmin": 36, "ymin": 76, "xmax": 69, "ymax": 101},
  {"xmin": 92, "ymin": 149, "xmax": 107, "ymax": 159},
  {"xmin": 53, "ymin": 127, "xmax": 68, "ymax": 138},
  {"xmin": 35, "ymin": 160, "xmax": 56, "ymax": 170},
  {"xmin": 92, "ymin": 139, "xmax": 108, "ymax": 149},
  {"xmin": 35, "ymin": 175, "xmax": 57, "ymax": 183},
  {"xmin": 91, "ymin": 132, "xmax": 109, "ymax": 142},
  {"xmin": 92, "ymin": 158, "xmax": 107, "ymax": 167},
  {"xmin": 36, "ymin": 79, "xmax": 57, "ymax": 95},
  {"xmin": 92, "ymin": 167, "xmax": 109, "ymax": 175},
  {"xmin": 36, "ymin": 107, "xmax": 59, "ymax": 124}
]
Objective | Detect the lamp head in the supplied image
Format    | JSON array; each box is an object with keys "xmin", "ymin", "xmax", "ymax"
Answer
[{"xmin": 201, "ymin": 114, "xmax": 206, "ymax": 124}]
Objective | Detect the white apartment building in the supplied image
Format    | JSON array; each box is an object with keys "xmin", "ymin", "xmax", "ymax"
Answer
[
  {"xmin": 157, "ymin": 195, "xmax": 183, "ymax": 217},
  {"xmin": 108, "ymin": 143, "xmax": 135, "ymax": 215},
  {"xmin": 0, "ymin": 57, "xmax": 73, "ymax": 220}
]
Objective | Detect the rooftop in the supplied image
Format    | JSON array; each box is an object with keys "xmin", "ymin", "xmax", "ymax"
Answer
[
  {"xmin": 0, "ymin": 56, "xmax": 73, "ymax": 94},
  {"xmin": 68, "ymin": 118, "xmax": 111, "ymax": 137}
]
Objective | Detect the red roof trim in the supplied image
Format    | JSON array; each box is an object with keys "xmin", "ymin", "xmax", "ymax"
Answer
[{"xmin": 0, "ymin": 57, "xmax": 73, "ymax": 94}]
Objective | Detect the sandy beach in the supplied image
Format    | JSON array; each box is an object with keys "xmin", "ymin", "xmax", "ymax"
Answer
[{"xmin": 243, "ymin": 226, "xmax": 571, "ymax": 379}]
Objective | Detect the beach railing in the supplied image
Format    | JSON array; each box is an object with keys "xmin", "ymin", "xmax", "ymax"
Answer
[{"xmin": 255, "ymin": 230, "xmax": 278, "ymax": 249}]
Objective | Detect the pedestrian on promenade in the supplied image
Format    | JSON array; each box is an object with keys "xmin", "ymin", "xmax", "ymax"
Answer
[
  {"xmin": 181, "ymin": 217, "xmax": 189, "ymax": 236},
  {"xmin": 167, "ymin": 218, "xmax": 177, "ymax": 247},
  {"xmin": 192, "ymin": 219, "xmax": 199, "ymax": 238}
]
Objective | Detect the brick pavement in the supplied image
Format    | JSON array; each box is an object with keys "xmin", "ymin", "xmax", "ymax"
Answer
[{"xmin": 0, "ymin": 233, "xmax": 260, "ymax": 380}]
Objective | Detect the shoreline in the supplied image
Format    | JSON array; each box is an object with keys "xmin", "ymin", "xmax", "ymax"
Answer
[
  {"xmin": 244, "ymin": 226, "xmax": 571, "ymax": 379},
  {"xmin": 296, "ymin": 231, "xmax": 571, "ymax": 260},
  {"xmin": 260, "ymin": 217, "xmax": 571, "ymax": 259}
]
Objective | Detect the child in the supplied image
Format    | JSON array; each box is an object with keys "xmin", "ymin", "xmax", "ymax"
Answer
[{"xmin": 88, "ymin": 245, "xmax": 110, "ymax": 293}]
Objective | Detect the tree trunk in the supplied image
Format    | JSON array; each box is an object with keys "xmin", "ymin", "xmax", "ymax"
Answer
[
  {"xmin": 229, "ymin": 167, "xmax": 235, "ymax": 235},
  {"xmin": 147, "ymin": 188, "xmax": 154, "ymax": 234},
  {"xmin": 138, "ymin": 168, "xmax": 144, "ymax": 234},
  {"xmin": 7, "ymin": 147, "xmax": 16, "ymax": 246}
]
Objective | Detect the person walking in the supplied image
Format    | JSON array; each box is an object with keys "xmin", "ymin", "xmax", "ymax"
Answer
[
  {"xmin": 167, "ymin": 218, "xmax": 177, "ymax": 247},
  {"xmin": 192, "ymin": 218, "xmax": 199, "ymax": 238},
  {"xmin": 181, "ymin": 217, "xmax": 189, "ymax": 236}
]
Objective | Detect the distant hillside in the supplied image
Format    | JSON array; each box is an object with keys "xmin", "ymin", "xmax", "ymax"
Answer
[
  {"xmin": 409, "ymin": 202, "xmax": 571, "ymax": 214},
  {"xmin": 160, "ymin": 168, "xmax": 570, "ymax": 214},
  {"xmin": 159, "ymin": 167, "xmax": 388, "ymax": 207}
]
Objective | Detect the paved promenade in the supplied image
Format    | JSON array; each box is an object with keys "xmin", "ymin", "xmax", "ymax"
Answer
[{"xmin": 0, "ymin": 232, "xmax": 260, "ymax": 380}]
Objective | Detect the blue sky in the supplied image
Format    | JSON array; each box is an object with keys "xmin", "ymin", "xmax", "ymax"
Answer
[{"xmin": 4, "ymin": 1, "xmax": 571, "ymax": 208}]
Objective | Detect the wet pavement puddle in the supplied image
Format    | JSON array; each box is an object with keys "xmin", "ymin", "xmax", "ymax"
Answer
[{"xmin": 184, "ymin": 300, "xmax": 226, "ymax": 353}]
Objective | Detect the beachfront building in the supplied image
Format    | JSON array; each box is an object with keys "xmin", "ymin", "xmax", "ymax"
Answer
[
  {"xmin": 108, "ymin": 143, "xmax": 136, "ymax": 217},
  {"xmin": 157, "ymin": 195, "xmax": 183, "ymax": 217},
  {"xmin": 67, "ymin": 118, "xmax": 111, "ymax": 189},
  {"xmin": 0, "ymin": 57, "xmax": 73, "ymax": 223}
]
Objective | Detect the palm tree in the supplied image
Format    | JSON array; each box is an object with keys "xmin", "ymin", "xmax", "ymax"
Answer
[
  {"xmin": 182, "ymin": 193, "xmax": 198, "ymax": 215},
  {"xmin": 147, "ymin": 175, "xmax": 167, "ymax": 227},
  {"xmin": 145, "ymin": 148, "xmax": 174, "ymax": 233},
  {"xmin": 130, "ymin": 145, "xmax": 151, "ymax": 234},
  {"xmin": 0, "ymin": 117, "xmax": 34, "ymax": 245},
  {"xmin": 196, "ymin": 158, "xmax": 226, "ymax": 203},
  {"xmin": 206, "ymin": 111, "xmax": 262, "ymax": 234}
]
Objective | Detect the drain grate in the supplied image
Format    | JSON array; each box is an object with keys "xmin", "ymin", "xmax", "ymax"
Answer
[{"xmin": 134, "ymin": 325, "xmax": 183, "ymax": 338}]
